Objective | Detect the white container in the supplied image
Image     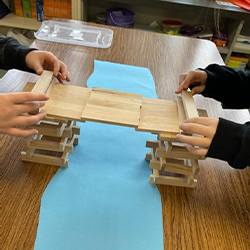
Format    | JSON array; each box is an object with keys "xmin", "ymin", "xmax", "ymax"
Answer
[{"xmin": 35, "ymin": 21, "xmax": 113, "ymax": 49}]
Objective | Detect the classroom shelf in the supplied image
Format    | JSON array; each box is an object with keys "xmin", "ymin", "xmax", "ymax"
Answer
[
  {"xmin": 233, "ymin": 42, "xmax": 250, "ymax": 54},
  {"xmin": 0, "ymin": 12, "xmax": 41, "ymax": 30},
  {"xmin": 217, "ymin": 46, "xmax": 229, "ymax": 54}
]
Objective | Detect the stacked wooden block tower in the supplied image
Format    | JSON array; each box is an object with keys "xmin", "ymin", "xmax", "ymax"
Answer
[
  {"xmin": 21, "ymin": 71, "xmax": 207, "ymax": 188},
  {"xmin": 21, "ymin": 71, "xmax": 80, "ymax": 167},
  {"xmin": 146, "ymin": 92, "xmax": 206, "ymax": 188}
]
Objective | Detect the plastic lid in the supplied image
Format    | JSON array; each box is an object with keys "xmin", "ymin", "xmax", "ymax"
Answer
[{"xmin": 35, "ymin": 21, "xmax": 113, "ymax": 49}]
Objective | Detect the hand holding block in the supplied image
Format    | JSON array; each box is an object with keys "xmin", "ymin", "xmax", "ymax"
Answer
[{"xmin": 30, "ymin": 71, "xmax": 55, "ymax": 114}]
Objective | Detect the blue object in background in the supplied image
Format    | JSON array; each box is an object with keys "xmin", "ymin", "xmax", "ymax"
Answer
[{"xmin": 35, "ymin": 60, "xmax": 164, "ymax": 250}]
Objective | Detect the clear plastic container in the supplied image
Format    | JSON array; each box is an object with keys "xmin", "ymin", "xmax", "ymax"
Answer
[{"xmin": 34, "ymin": 21, "xmax": 113, "ymax": 49}]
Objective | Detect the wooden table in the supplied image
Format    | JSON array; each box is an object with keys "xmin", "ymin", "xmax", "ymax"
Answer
[{"xmin": 1, "ymin": 21, "xmax": 249, "ymax": 250}]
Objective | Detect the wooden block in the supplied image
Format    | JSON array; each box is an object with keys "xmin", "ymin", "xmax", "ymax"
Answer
[
  {"xmin": 154, "ymin": 174, "xmax": 197, "ymax": 188},
  {"xmin": 62, "ymin": 125, "xmax": 80, "ymax": 138},
  {"xmin": 26, "ymin": 120, "xmax": 67, "ymax": 137},
  {"xmin": 181, "ymin": 90, "xmax": 199, "ymax": 119},
  {"xmin": 23, "ymin": 82, "xmax": 92, "ymax": 121},
  {"xmin": 149, "ymin": 159, "xmax": 161, "ymax": 170},
  {"xmin": 164, "ymin": 141, "xmax": 173, "ymax": 154},
  {"xmin": 149, "ymin": 175, "xmax": 155, "ymax": 183},
  {"xmin": 28, "ymin": 136, "xmax": 67, "ymax": 152},
  {"xmin": 138, "ymin": 97, "xmax": 180, "ymax": 134},
  {"xmin": 146, "ymin": 140, "xmax": 160, "ymax": 149},
  {"xmin": 156, "ymin": 146, "xmax": 204, "ymax": 160},
  {"xmin": 176, "ymin": 96, "xmax": 186, "ymax": 125},
  {"xmin": 161, "ymin": 158, "xmax": 194, "ymax": 176},
  {"xmin": 81, "ymin": 88, "xmax": 142, "ymax": 127},
  {"xmin": 145, "ymin": 152, "xmax": 152, "ymax": 161},
  {"xmin": 191, "ymin": 159, "xmax": 200, "ymax": 175},
  {"xmin": 92, "ymin": 87, "xmax": 142, "ymax": 105},
  {"xmin": 31, "ymin": 71, "xmax": 54, "ymax": 95},
  {"xmin": 21, "ymin": 151, "xmax": 69, "ymax": 167},
  {"xmin": 29, "ymin": 71, "xmax": 55, "ymax": 114},
  {"xmin": 157, "ymin": 133, "xmax": 179, "ymax": 142},
  {"xmin": 197, "ymin": 109, "xmax": 208, "ymax": 117}
]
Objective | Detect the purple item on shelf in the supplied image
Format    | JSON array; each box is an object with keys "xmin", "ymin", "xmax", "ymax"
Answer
[
  {"xmin": 179, "ymin": 25, "xmax": 203, "ymax": 36},
  {"xmin": 107, "ymin": 8, "xmax": 134, "ymax": 28},
  {"xmin": 213, "ymin": 31, "xmax": 228, "ymax": 41}
]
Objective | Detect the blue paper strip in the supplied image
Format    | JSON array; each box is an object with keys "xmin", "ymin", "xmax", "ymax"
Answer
[{"xmin": 35, "ymin": 60, "xmax": 163, "ymax": 250}]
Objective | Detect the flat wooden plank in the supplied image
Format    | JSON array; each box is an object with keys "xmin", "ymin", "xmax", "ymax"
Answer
[
  {"xmin": 42, "ymin": 84, "xmax": 92, "ymax": 120},
  {"xmin": 177, "ymin": 96, "xmax": 186, "ymax": 124},
  {"xmin": 21, "ymin": 152, "xmax": 69, "ymax": 167},
  {"xmin": 138, "ymin": 97, "xmax": 180, "ymax": 134},
  {"xmin": 31, "ymin": 71, "xmax": 54, "ymax": 95},
  {"xmin": 81, "ymin": 88, "xmax": 142, "ymax": 127},
  {"xmin": 181, "ymin": 90, "xmax": 199, "ymax": 119},
  {"xmin": 154, "ymin": 174, "xmax": 197, "ymax": 188},
  {"xmin": 24, "ymin": 82, "xmax": 92, "ymax": 120},
  {"xmin": 156, "ymin": 147, "xmax": 204, "ymax": 160}
]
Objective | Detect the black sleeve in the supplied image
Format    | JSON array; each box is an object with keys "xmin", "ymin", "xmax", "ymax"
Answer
[
  {"xmin": 198, "ymin": 64, "xmax": 250, "ymax": 169},
  {"xmin": 201, "ymin": 64, "xmax": 250, "ymax": 109},
  {"xmin": 0, "ymin": 33, "xmax": 36, "ymax": 72},
  {"xmin": 206, "ymin": 118, "xmax": 250, "ymax": 169}
]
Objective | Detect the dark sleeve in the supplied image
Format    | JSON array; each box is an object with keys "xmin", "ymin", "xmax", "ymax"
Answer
[
  {"xmin": 206, "ymin": 118, "xmax": 250, "ymax": 169},
  {"xmin": 201, "ymin": 64, "xmax": 250, "ymax": 109},
  {"xmin": 0, "ymin": 33, "xmax": 36, "ymax": 72}
]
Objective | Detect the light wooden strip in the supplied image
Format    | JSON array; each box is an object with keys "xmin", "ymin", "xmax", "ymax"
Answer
[
  {"xmin": 31, "ymin": 71, "xmax": 54, "ymax": 95},
  {"xmin": 176, "ymin": 96, "xmax": 186, "ymax": 125},
  {"xmin": 146, "ymin": 140, "xmax": 160, "ymax": 149},
  {"xmin": 28, "ymin": 136, "xmax": 67, "ymax": 152},
  {"xmin": 145, "ymin": 152, "xmax": 152, "ymax": 161},
  {"xmin": 156, "ymin": 147, "xmax": 204, "ymax": 160},
  {"xmin": 138, "ymin": 97, "xmax": 180, "ymax": 134},
  {"xmin": 81, "ymin": 88, "xmax": 142, "ymax": 127},
  {"xmin": 181, "ymin": 90, "xmax": 199, "ymax": 119},
  {"xmin": 154, "ymin": 175, "xmax": 197, "ymax": 188},
  {"xmin": 21, "ymin": 152, "xmax": 69, "ymax": 167},
  {"xmin": 161, "ymin": 158, "xmax": 194, "ymax": 176},
  {"xmin": 197, "ymin": 109, "xmax": 208, "ymax": 117},
  {"xmin": 29, "ymin": 71, "xmax": 55, "ymax": 114}
]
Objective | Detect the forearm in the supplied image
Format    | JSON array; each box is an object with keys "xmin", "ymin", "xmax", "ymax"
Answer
[
  {"xmin": 201, "ymin": 64, "xmax": 250, "ymax": 109},
  {"xmin": 207, "ymin": 118, "xmax": 250, "ymax": 169},
  {"xmin": 0, "ymin": 33, "xmax": 36, "ymax": 72}
]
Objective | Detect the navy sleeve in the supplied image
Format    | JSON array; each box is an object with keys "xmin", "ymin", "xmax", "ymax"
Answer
[
  {"xmin": 0, "ymin": 33, "xmax": 36, "ymax": 72},
  {"xmin": 199, "ymin": 64, "xmax": 250, "ymax": 169},
  {"xmin": 202, "ymin": 64, "xmax": 250, "ymax": 109},
  {"xmin": 206, "ymin": 118, "xmax": 250, "ymax": 169}
]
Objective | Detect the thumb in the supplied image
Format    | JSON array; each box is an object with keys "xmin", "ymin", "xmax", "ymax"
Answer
[
  {"xmin": 31, "ymin": 60, "xmax": 44, "ymax": 75},
  {"xmin": 191, "ymin": 85, "xmax": 205, "ymax": 95}
]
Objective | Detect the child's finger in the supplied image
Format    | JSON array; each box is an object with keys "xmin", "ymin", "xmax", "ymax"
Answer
[
  {"xmin": 191, "ymin": 85, "xmax": 205, "ymax": 95},
  {"xmin": 186, "ymin": 145, "xmax": 208, "ymax": 156},
  {"xmin": 175, "ymin": 71, "xmax": 195, "ymax": 94},
  {"xmin": 184, "ymin": 117, "xmax": 214, "ymax": 126},
  {"xmin": 179, "ymin": 122, "xmax": 211, "ymax": 137},
  {"xmin": 176, "ymin": 134, "xmax": 211, "ymax": 148},
  {"xmin": 59, "ymin": 61, "xmax": 69, "ymax": 81},
  {"xmin": 12, "ymin": 93, "xmax": 49, "ymax": 103},
  {"xmin": 13, "ymin": 113, "xmax": 46, "ymax": 127},
  {"xmin": 6, "ymin": 127, "xmax": 38, "ymax": 137},
  {"xmin": 17, "ymin": 101, "xmax": 46, "ymax": 114}
]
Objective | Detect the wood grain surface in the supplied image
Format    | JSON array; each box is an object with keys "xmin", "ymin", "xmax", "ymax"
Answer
[{"xmin": 1, "ymin": 20, "xmax": 249, "ymax": 250}]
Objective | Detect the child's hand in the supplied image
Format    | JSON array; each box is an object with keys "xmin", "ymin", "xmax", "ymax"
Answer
[
  {"xmin": 175, "ymin": 70, "xmax": 208, "ymax": 95},
  {"xmin": 176, "ymin": 117, "xmax": 219, "ymax": 156},
  {"xmin": 25, "ymin": 50, "xmax": 70, "ymax": 83},
  {"xmin": 0, "ymin": 92, "xmax": 49, "ymax": 137}
]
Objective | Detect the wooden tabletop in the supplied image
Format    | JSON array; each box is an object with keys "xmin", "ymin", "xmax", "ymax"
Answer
[{"xmin": 1, "ymin": 21, "xmax": 249, "ymax": 250}]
